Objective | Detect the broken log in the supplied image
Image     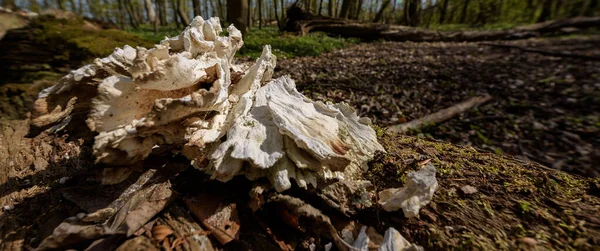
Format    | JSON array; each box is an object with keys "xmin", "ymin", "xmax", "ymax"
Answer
[
  {"xmin": 285, "ymin": 6, "xmax": 600, "ymax": 42},
  {"xmin": 386, "ymin": 94, "xmax": 492, "ymax": 134}
]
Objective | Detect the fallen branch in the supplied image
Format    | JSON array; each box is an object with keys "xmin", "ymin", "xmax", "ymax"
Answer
[
  {"xmin": 479, "ymin": 42, "xmax": 600, "ymax": 61},
  {"xmin": 386, "ymin": 94, "xmax": 492, "ymax": 134}
]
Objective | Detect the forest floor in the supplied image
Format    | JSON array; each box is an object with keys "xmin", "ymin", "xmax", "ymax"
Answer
[
  {"xmin": 274, "ymin": 36, "xmax": 600, "ymax": 178},
  {"xmin": 1, "ymin": 15, "xmax": 600, "ymax": 249}
]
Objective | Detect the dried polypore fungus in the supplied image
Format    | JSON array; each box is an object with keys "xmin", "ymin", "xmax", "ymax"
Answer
[
  {"xmin": 32, "ymin": 16, "xmax": 385, "ymax": 191},
  {"xmin": 378, "ymin": 164, "xmax": 438, "ymax": 218}
]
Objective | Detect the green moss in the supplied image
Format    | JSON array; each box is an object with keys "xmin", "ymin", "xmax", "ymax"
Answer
[
  {"xmin": 238, "ymin": 27, "xmax": 359, "ymax": 59},
  {"xmin": 33, "ymin": 15, "xmax": 153, "ymax": 60}
]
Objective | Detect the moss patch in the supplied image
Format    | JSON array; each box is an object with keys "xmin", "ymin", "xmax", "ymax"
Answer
[{"xmin": 363, "ymin": 133, "xmax": 600, "ymax": 250}]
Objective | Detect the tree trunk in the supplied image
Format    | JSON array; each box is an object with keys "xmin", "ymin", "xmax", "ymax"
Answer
[
  {"xmin": 459, "ymin": 0, "xmax": 470, "ymax": 23},
  {"xmin": 585, "ymin": 0, "xmax": 599, "ymax": 16},
  {"xmin": 171, "ymin": 0, "xmax": 181, "ymax": 28},
  {"xmin": 192, "ymin": 0, "xmax": 201, "ymax": 17},
  {"xmin": 124, "ymin": 0, "xmax": 140, "ymax": 28},
  {"xmin": 353, "ymin": 0, "xmax": 363, "ymax": 19},
  {"xmin": 373, "ymin": 0, "xmax": 390, "ymax": 23},
  {"xmin": 318, "ymin": 0, "xmax": 323, "ymax": 15},
  {"xmin": 275, "ymin": 0, "xmax": 282, "ymax": 29},
  {"xmin": 247, "ymin": 0, "xmax": 253, "ymax": 28},
  {"xmin": 439, "ymin": 0, "xmax": 448, "ymax": 24},
  {"xmin": 404, "ymin": 0, "xmax": 418, "ymax": 26},
  {"xmin": 537, "ymin": 0, "xmax": 554, "ymax": 23},
  {"xmin": 328, "ymin": 0, "xmax": 334, "ymax": 17},
  {"xmin": 258, "ymin": 0, "xmax": 263, "ymax": 28},
  {"xmin": 339, "ymin": 0, "xmax": 353, "ymax": 18},
  {"xmin": 227, "ymin": 0, "xmax": 248, "ymax": 34},
  {"xmin": 144, "ymin": 0, "xmax": 157, "ymax": 23},
  {"xmin": 176, "ymin": 0, "xmax": 190, "ymax": 25}
]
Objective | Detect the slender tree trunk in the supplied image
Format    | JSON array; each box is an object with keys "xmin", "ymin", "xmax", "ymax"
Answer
[
  {"xmin": 191, "ymin": 0, "xmax": 200, "ymax": 17},
  {"xmin": 354, "ymin": 0, "xmax": 363, "ymax": 19},
  {"xmin": 459, "ymin": 0, "xmax": 470, "ymax": 23},
  {"xmin": 159, "ymin": 0, "xmax": 168, "ymax": 25},
  {"xmin": 439, "ymin": 0, "xmax": 448, "ymax": 24},
  {"xmin": 258, "ymin": 0, "xmax": 263, "ymax": 28},
  {"xmin": 247, "ymin": 0, "xmax": 253, "ymax": 28},
  {"xmin": 144, "ymin": 0, "xmax": 157, "ymax": 23},
  {"xmin": 78, "ymin": 0, "xmax": 83, "ymax": 14},
  {"xmin": 280, "ymin": 0, "xmax": 285, "ymax": 20},
  {"xmin": 328, "ymin": 0, "xmax": 333, "ymax": 16},
  {"xmin": 125, "ymin": 0, "xmax": 141, "ymax": 28},
  {"xmin": 176, "ymin": 0, "xmax": 190, "ymax": 24},
  {"xmin": 204, "ymin": 0, "xmax": 209, "ymax": 17},
  {"xmin": 218, "ymin": 0, "xmax": 226, "ymax": 19},
  {"xmin": 373, "ymin": 0, "xmax": 390, "ymax": 22},
  {"xmin": 227, "ymin": 0, "xmax": 248, "ymax": 34},
  {"xmin": 339, "ymin": 0, "xmax": 352, "ymax": 18},
  {"xmin": 537, "ymin": 0, "xmax": 554, "ymax": 23},
  {"xmin": 275, "ymin": 0, "xmax": 281, "ymax": 28},
  {"xmin": 318, "ymin": 0, "xmax": 323, "ymax": 15},
  {"xmin": 171, "ymin": 0, "xmax": 181, "ymax": 28}
]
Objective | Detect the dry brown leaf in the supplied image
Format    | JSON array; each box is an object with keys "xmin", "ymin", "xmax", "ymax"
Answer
[
  {"xmin": 152, "ymin": 225, "xmax": 174, "ymax": 242},
  {"xmin": 184, "ymin": 194, "xmax": 241, "ymax": 245}
]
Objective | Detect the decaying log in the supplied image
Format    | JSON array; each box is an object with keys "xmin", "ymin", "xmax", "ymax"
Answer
[
  {"xmin": 285, "ymin": 6, "xmax": 600, "ymax": 42},
  {"xmin": 386, "ymin": 94, "xmax": 492, "ymax": 134}
]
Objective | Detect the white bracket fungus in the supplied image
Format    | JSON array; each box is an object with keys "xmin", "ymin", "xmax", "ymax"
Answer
[
  {"xmin": 378, "ymin": 164, "xmax": 438, "ymax": 218},
  {"xmin": 32, "ymin": 16, "xmax": 385, "ymax": 191}
]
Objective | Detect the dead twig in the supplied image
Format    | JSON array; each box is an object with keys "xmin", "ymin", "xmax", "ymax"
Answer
[{"xmin": 386, "ymin": 94, "xmax": 493, "ymax": 134}]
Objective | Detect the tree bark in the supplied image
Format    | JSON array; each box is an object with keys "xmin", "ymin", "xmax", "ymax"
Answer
[
  {"xmin": 459, "ymin": 0, "xmax": 470, "ymax": 23},
  {"xmin": 227, "ymin": 0, "xmax": 248, "ymax": 34},
  {"xmin": 439, "ymin": 0, "xmax": 448, "ymax": 24}
]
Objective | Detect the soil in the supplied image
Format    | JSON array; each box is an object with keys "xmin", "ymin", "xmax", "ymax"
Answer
[{"xmin": 275, "ymin": 36, "xmax": 600, "ymax": 178}]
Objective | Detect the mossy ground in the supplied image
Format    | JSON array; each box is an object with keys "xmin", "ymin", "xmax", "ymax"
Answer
[
  {"xmin": 363, "ymin": 132, "xmax": 600, "ymax": 250},
  {"xmin": 131, "ymin": 25, "xmax": 359, "ymax": 59}
]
